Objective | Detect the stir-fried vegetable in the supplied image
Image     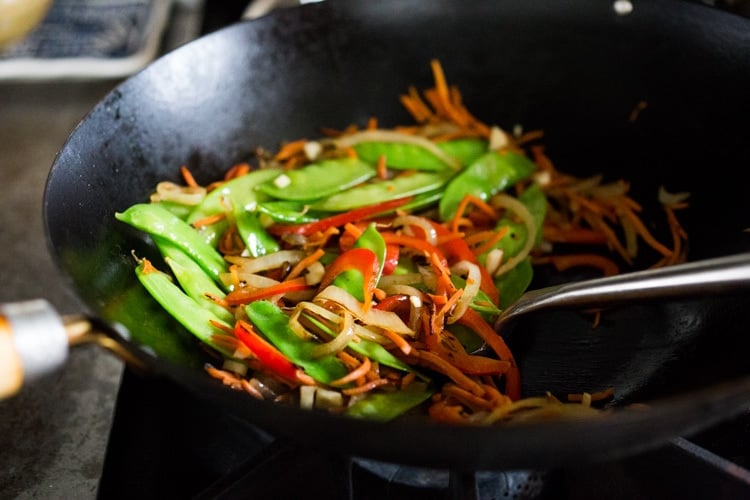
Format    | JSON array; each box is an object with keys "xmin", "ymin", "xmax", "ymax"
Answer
[{"xmin": 115, "ymin": 60, "xmax": 689, "ymax": 425}]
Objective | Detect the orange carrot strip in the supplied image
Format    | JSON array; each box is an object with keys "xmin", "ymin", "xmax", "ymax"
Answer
[
  {"xmin": 331, "ymin": 357, "xmax": 372, "ymax": 387},
  {"xmin": 619, "ymin": 205, "xmax": 673, "ymax": 257},
  {"xmin": 381, "ymin": 329, "xmax": 413, "ymax": 356},
  {"xmin": 457, "ymin": 309, "xmax": 520, "ymax": 400},
  {"xmin": 180, "ymin": 165, "xmax": 199, "ymax": 187},
  {"xmin": 285, "ymin": 248, "xmax": 325, "ymax": 281},
  {"xmin": 274, "ymin": 139, "xmax": 307, "ymax": 161},
  {"xmin": 415, "ymin": 350, "xmax": 485, "ymax": 396},
  {"xmin": 376, "ymin": 154, "xmax": 388, "ymax": 180},
  {"xmin": 191, "ymin": 212, "xmax": 227, "ymax": 228},
  {"xmin": 443, "ymin": 384, "xmax": 495, "ymax": 412},
  {"xmin": 472, "ymin": 226, "xmax": 510, "ymax": 256},
  {"xmin": 341, "ymin": 378, "xmax": 390, "ymax": 396}
]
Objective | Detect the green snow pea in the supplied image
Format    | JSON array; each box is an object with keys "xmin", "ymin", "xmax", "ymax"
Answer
[
  {"xmin": 256, "ymin": 201, "xmax": 327, "ymax": 224},
  {"xmin": 233, "ymin": 203, "xmax": 280, "ymax": 257},
  {"xmin": 116, "ymin": 203, "xmax": 227, "ymax": 284},
  {"xmin": 496, "ymin": 258, "xmax": 534, "ymax": 308},
  {"xmin": 309, "ymin": 169, "xmax": 455, "ymax": 212},
  {"xmin": 245, "ymin": 300, "xmax": 349, "ymax": 385},
  {"xmin": 352, "ymin": 138, "xmax": 487, "ymax": 171},
  {"xmin": 450, "ymin": 275, "xmax": 502, "ymax": 317},
  {"xmin": 155, "ymin": 237, "xmax": 235, "ymax": 323},
  {"xmin": 156, "ymin": 200, "xmax": 195, "ymax": 220},
  {"xmin": 187, "ymin": 168, "xmax": 282, "ymax": 247},
  {"xmin": 438, "ymin": 151, "xmax": 537, "ymax": 221},
  {"xmin": 134, "ymin": 259, "xmax": 235, "ymax": 358},
  {"xmin": 256, "ymin": 158, "xmax": 376, "ymax": 201},
  {"xmin": 345, "ymin": 383, "xmax": 434, "ymax": 421},
  {"xmin": 478, "ymin": 183, "xmax": 546, "ymax": 307}
]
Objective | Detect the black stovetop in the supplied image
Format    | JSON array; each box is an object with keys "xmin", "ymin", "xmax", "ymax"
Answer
[{"xmin": 96, "ymin": 368, "xmax": 750, "ymax": 500}]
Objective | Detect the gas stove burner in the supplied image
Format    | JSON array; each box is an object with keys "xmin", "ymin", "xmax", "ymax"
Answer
[{"xmin": 352, "ymin": 458, "xmax": 547, "ymax": 500}]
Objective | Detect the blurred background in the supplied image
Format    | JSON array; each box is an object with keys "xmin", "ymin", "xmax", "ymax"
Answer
[{"xmin": 0, "ymin": 1, "xmax": 748, "ymax": 499}]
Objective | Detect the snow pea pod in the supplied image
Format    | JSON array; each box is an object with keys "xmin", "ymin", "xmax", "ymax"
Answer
[
  {"xmin": 134, "ymin": 259, "xmax": 235, "ymax": 358},
  {"xmin": 256, "ymin": 158, "xmax": 376, "ymax": 201},
  {"xmin": 245, "ymin": 300, "xmax": 349, "ymax": 385},
  {"xmin": 346, "ymin": 383, "xmax": 434, "ymax": 421},
  {"xmin": 256, "ymin": 201, "xmax": 326, "ymax": 224},
  {"xmin": 438, "ymin": 151, "xmax": 537, "ymax": 221},
  {"xmin": 353, "ymin": 138, "xmax": 487, "ymax": 171},
  {"xmin": 155, "ymin": 237, "xmax": 235, "ymax": 323},
  {"xmin": 233, "ymin": 204, "xmax": 280, "ymax": 257},
  {"xmin": 479, "ymin": 183, "xmax": 547, "ymax": 307},
  {"xmin": 187, "ymin": 168, "xmax": 282, "ymax": 247},
  {"xmin": 309, "ymin": 169, "xmax": 455, "ymax": 212},
  {"xmin": 116, "ymin": 203, "xmax": 227, "ymax": 283}
]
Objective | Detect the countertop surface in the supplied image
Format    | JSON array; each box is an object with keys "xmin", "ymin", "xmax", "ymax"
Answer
[
  {"xmin": 0, "ymin": 2, "xmax": 245, "ymax": 498},
  {"xmin": 1, "ymin": 1, "xmax": 748, "ymax": 499}
]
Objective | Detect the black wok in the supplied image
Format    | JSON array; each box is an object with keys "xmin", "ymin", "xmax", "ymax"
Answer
[{"xmin": 17, "ymin": 0, "xmax": 750, "ymax": 470}]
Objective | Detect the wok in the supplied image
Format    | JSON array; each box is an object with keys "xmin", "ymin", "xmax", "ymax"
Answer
[{"xmin": 5, "ymin": 0, "xmax": 750, "ymax": 471}]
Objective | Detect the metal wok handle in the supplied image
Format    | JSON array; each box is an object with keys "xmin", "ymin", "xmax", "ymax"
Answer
[
  {"xmin": 0, "ymin": 299, "xmax": 143, "ymax": 400},
  {"xmin": 495, "ymin": 252, "xmax": 750, "ymax": 331}
]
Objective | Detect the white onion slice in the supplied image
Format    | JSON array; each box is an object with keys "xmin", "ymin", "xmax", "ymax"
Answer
[
  {"xmin": 315, "ymin": 286, "xmax": 415, "ymax": 335},
  {"xmin": 332, "ymin": 129, "xmax": 461, "ymax": 169},
  {"xmin": 311, "ymin": 311, "xmax": 356, "ymax": 358},
  {"xmin": 226, "ymin": 250, "xmax": 305, "ymax": 274},
  {"xmin": 490, "ymin": 194, "xmax": 537, "ymax": 277},
  {"xmin": 392, "ymin": 215, "xmax": 438, "ymax": 245},
  {"xmin": 448, "ymin": 260, "xmax": 481, "ymax": 323}
]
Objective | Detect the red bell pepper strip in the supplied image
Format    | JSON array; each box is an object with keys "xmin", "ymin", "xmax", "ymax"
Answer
[
  {"xmin": 318, "ymin": 247, "xmax": 380, "ymax": 312},
  {"xmin": 381, "ymin": 233, "xmax": 448, "ymax": 267},
  {"xmin": 457, "ymin": 308, "xmax": 520, "ymax": 400},
  {"xmin": 234, "ymin": 319, "xmax": 307, "ymax": 384},
  {"xmin": 225, "ymin": 277, "xmax": 312, "ymax": 305},
  {"xmin": 428, "ymin": 221, "xmax": 501, "ymax": 305},
  {"xmin": 267, "ymin": 196, "xmax": 414, "ymax": 236}
]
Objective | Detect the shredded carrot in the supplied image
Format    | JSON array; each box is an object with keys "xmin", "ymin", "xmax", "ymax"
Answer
[
  {"xmin": 381, "ymin": 329, "xmax": 413, "ymax": 355},
  {"xmin": 443, "ymin": 383, "xmax": 495, "ymax": 412},
  {"xmin": 191, "ymin": 212, "xmax": 227, "ymax": 228},
  {"xmin": 285, "ymin": 248, "xmax": 325, "ymax": 281},
  {"xmin": 376, "ymin": 154, "xmax": 388, "ymax": 179},
  {"xmin": 618, "ymin": 204, "xmax": 673, "ymax": 257},
  {"xmin": 471, "ymin": 226, "xmax": 510, "ymax": 256},
  {"xmin": 274, "ymin": 139, "xmax": 307, "ymax": 162},
  {"xmin": 331, "ymin": 357, "xmax": 372, "ymax": 387},
  {"xmin": 450, "ymin": 194, "xmax": 497, "ymax": 234},
  {"xmin": 568, "ymin": 387, "xmax": 615, "ymax": 402},
  {"xmin": 341, "ymin": 378, "xmax": 390, "ymax": 396},
  {"xmin": 224, "ymin": 162, "xmax": 251, "ymax": 180},
  {"xmin": 239, "ymin": 379, "xmax": 265, "ymax": 399},
  {"xmin": 180, "ymin": 165, "xmax": 199, "ymax": 187},
  {"xmin": 415, "ymin": 350, "xmax": 485, "ymax": 396}
]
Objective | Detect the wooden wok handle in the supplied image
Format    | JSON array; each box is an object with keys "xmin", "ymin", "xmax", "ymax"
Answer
[{"xmin": 0, "ymin": 300, "xmax": 68, "ymax": 400}]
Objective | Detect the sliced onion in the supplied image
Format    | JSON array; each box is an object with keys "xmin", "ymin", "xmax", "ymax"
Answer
[
  {"xmin": 226, "ymin": 250, "xmax": 305, "ymax": 274},
  {"xmin": 448, "ymin": 260, "xmax": 481, "ymax": 323},
  {"xmin": 151, "ymin": 181, "xmax": 206, "ymax": 205},
  {"xmin": 304, "ymin": 261, "xmax": 325, "ymax": 286},
  {"xmin": 332, "ymin": 129, "xmax": 461, "ymax": 170},
  {"xmin": 490, "ymin": 194, "xmax": 537, "ymax": 277},
  {"xmin": 311, "ymin": 310, "xmax": 356, "ymax": 358},
  {"xmin": 392, "ymin": 215, "xmax": 438, "ymax": 245},
  {"xmin": 291, "ymin": 301, "xmax": 392, "ymax": 345},
  {"xmin": 378, "ymin": 273, "xmax": 423, "ymax": 289},
  {"xmin": 315, "ymin": 285, "xmax": 415, "ymax": 335},
  {"xmin": 658, "ymin": 186, "xmax": 691, "ymax": 206}
]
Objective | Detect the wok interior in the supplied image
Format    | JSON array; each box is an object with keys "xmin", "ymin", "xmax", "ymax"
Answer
[{"xmin": 43, "ymin": 0, "xmax": 750, "ymax": 468}]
